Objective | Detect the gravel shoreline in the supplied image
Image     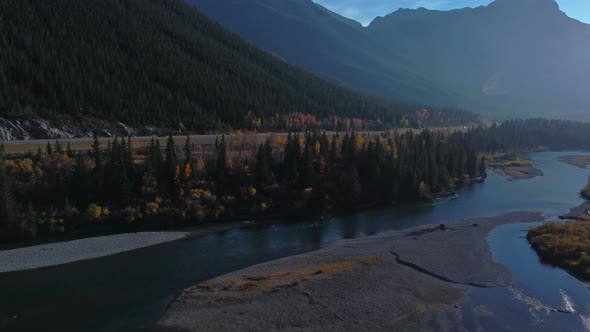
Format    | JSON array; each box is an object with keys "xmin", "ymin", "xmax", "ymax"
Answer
[
  {"xmin": 0, "ymin": 232, "xmax": 188, "ymax": 273},
  {"xmin": 156, "ymin": 212, "xmax": 543, "ymax": 331}
]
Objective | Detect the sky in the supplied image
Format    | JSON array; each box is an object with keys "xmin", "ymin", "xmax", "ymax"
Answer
[{"xmin": 314, "ymin": 0, "xmax": 590, "ymax": 26}]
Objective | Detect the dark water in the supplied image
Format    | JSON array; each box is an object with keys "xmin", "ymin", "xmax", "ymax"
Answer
[
  {"xmin": 0, "ymin": 151, "xmax": 588, "ymax": 331},
  {"xmin": 461, "ymin": 223, "xmax": 590, "ymax": 331}
]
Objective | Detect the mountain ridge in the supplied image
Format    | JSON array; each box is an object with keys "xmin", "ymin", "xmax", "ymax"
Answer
[{"xmin": 189, "ymin": 0, "xmax": 590, "ymax": 119}]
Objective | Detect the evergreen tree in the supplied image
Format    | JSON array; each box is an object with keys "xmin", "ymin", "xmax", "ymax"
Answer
[
  {"xmin": 329, "ymin": 134, "xmax": 338, "ymax": 163},
  {"xmin": 216, "ymin": 135, "xmax": 227, "ymax": 178},
  {"xmin": 66, "ymin": 142, "xmax": 73, "ymax": 157},
  {"xmin": 35, "ymin": 147, "xmax": 43, "ymax": 161},
  {"xmin": 71, "ymin": 151, "xmax": 89, "ymax": 208},
  {"xmin": 184, "ymin": 135, "xmax": 192, "ymax": 167},
  {"xmin": 339, "ymin": 165, "xmax": 361, "ymax": 207},
  {"xmin": 255, "ymin": 143, "xmax": 271, "ymax": 186},
  {"xmin": 55, "ymin": 140, "xmax": 64, "ymax": 154},
  {"xmin": 46, "ymin": 141, "xmax": 53, "ymax": 155},
  {"xmin": 165, "ymin": 135, "xmax": 178, "ymax": 184},
  {"xmin": 264, "ymin": 138, "xmax": 273, "ymax": 166},
  {"xmin": 91, "ymin": 135, "xmax": 102, "ymax": 172},
  {"xmin": 146, "ymin": 137, "xmax": 163, "ymax": 175},
  {"xmin": 126, "ymin": 137, "xmax": 133, "ymax": 167},
  {"xmin": 479, "ymin": 156, "xmax": 487, "ymax": 178},
  {"xmin": 0, "ymin": 144, "xmax": 15, "ymax": 232}
]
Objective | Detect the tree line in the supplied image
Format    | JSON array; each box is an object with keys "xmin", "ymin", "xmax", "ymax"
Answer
[
  {"xmin": 0, "ymin": 129, "xmax": 482, "ymax": 242},
  {"xmin": 3, "ymin": 118, "xmax": 590, "ymax": 243}
]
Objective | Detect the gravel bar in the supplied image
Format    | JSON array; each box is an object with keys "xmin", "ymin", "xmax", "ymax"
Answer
[
  {"xmin": 0, "ymin": 232, "xmax": 188, "ymax": 273},
  {"xmin": 157, "ymin": 212, "xmax": 543, "ymax": 332}
]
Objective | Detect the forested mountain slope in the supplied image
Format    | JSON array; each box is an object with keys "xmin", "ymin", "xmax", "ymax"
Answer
[
  {"xmin": 190, "ymin": 0, "xmax": 590, "ymax": 119},
  {"xmin": 187, "ymin": 0, "xmax": 468, "ymax": 108},
  {"xmin": 0, "ymin": 0, "xmax": 474, "ymax": 136}
]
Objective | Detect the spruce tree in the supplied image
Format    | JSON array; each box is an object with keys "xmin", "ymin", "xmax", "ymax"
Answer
[
  {"xmin": 91, "ymin": 135, "xmax": 102, "ymax": 172},
  {"xmin": 55, "ymin": 140, "xmax": 63, "ymax": 154},
  {"xmin": 0, "ymin": 144, "xmax": 15, "ymax": 231},
  {"xmin": 184, "ymin": 135, "xmax": 192, "ymax": 167},
  {"xmin": 165, "ymin": 135, "xmax": 178, "ymax": 179},
  {"xmin": 46, "ymin": 141, "xmax": 53, "ymax": 155},
  {"xmin": 255, "ymin": 144, "xmax": 270, "ymax": 186},
  {"xmin": 264, "ymin": 138, "xmax": 273, "ymax": 166},
  {"xmin": 217, "ymin": 135, "xmax": 227, "ymax": 178},
  {"xmin": 66, "ymin": 142, "xmax": 73, "ymax": 158},
  {"xmin": 35, "ymin": 146, "xmax": 43, "ymax": 161}
]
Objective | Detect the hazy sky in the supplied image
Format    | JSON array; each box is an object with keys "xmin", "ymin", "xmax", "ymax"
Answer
[{"xmin": 314, "ymin": 0, "xmax": 590, "ymax": 26}]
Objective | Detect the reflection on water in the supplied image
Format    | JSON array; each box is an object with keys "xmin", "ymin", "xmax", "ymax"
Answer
[
  {"xmin": 0, "ymin": 151, "xmax": 589, "ymax": 331},
  {"xmin": 463, "ymin": 219, "xmax": 590, "ymax": 331}
]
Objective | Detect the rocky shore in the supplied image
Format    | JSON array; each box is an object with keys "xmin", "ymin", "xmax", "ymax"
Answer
[{"xmin": 156, "ymin": 212, "xmax": 543, "ymax": 331}]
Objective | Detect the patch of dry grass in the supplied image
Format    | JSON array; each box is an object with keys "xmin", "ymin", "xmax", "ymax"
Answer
[{"xmin": 197, "ymin": 256, "xmax": 382, "ymax": 293}]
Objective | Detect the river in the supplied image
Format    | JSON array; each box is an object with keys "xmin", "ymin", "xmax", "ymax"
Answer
[{"xmin": 0, "ymin": 151, "xmax": 588, "ymax": 331}]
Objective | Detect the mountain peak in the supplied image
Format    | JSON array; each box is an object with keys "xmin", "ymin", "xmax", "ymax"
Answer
[{"xmin": 488, "ymin": 0, "xmax": 560, "ymax": 12}]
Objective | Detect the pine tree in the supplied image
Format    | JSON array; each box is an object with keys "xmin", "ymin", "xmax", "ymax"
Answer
[
  {"xmin": 91, "ymin": 135, "xmax": 102, "ymax": 172},
  {"xmin": 0, "ymin": 144, "xmax": 15, "ymax": 231},
  {"xmin": 184, "ymin": 135, "xmax": 192, "ymax": 167},
  {"xmin": 55, "ymin": 140, "xmax": 63, "ymax": 154},
  {"xmin": 165, "ymin": 135, "xmax": 178, "ymax": 183},
  {"xmin": 479, "ymin": 156, "xmax": 487, "ymax": 178},
  {"xmin": 35, "ymin": 146, "xmax": 43, "ymax": 161},
  {"xmin": 217, "ymin": 135, "xmax": 227, "ymax": 178},
  {"xmin": 255, "ymin": 143, "xmax": 270, "ymax": 186},
  {"xmin": 126, "ymin": 136, "xmax": 133, "ymax": 167},
  {"xmin": 71, "ymin": 151, "xmax": 89, "ymax": 208},
  {"xmin": 264, "ymin": 138, "xmax": 273, "ymax": 166},
  {"xmin": 66, "ymin": 142, "xmax": 73, "ymax": 157},
  {"xmin": 46, "ymin": 141, "xmax": 53, "ymax": 155},
  {"xmin": 339, "ymin": 165, "xmax": 361, "ymax": 207},
  {"xmin": 329, "ymin": 134, "xmax": 338, "ymax": 163}
]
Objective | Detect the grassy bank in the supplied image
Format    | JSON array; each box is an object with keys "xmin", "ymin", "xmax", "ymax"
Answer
[{"xmin": 528, "ymin": 222, "xmax": 590, "ymax": 280}]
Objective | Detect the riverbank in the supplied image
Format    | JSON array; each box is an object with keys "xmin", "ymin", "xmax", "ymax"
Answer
[
  {"xmin": 156, "ymin": 212, "xmax": 543, "ymax": 331},
  {"xmin": 0, "ymin": 232, "xmax": 189, "ymax": 273},
  {"xmin": 560, "ymin": 155, "xmax": 590, "ymax": 169},
  {"xmin": 0, "ymin": 220, "xmax": 264, "ymax": 273},
  {"xmin": 559, "ymin": 201, "xmax": 590, "ymax": 221}
]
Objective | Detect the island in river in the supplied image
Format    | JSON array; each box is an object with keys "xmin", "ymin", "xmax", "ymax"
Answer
[
  {"xmin": 528, "ymin": 166, "xmax": 590, "ymax": 282},
  {"xmin": 528, "ymin": 220, "xmax": 590, "ymax": 281},
  {"xmin": 156, "ymin": 212, "xmax": 543, "ymax": 331},
  {"xmin": 487, "ymin": 153, "xmax": 543, "ymax": 181},
  {"xmin": 530, "ymin": 198, "xmax": 590, "ymax": 281}
]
